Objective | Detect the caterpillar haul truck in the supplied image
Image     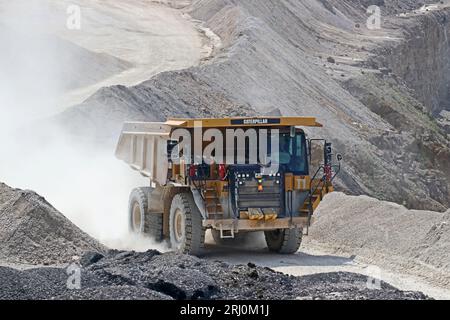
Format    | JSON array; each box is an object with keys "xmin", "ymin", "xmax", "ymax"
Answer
[{"xmin": 116, "ymin": 117, "xmax": 341, "ymax": 255}]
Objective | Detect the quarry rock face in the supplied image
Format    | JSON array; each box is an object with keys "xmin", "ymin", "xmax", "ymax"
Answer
[
  {"xmin": 0, "ymin": 183, "xmax": 107, "ymax": 265},
  {"xmin": 382, "ymin": 10, "xmax": 450, "ymax": 116},
  {"xmin": 56, "ymin": 0, "xmax": 450, "ymax": 212}
]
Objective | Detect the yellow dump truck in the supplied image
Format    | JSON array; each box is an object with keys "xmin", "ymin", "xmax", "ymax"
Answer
[{"xmin": 116, "ymin": 117, "xmax": 341, "ymax": 255}]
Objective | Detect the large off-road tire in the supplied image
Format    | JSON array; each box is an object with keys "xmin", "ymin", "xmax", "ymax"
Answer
[
  {"xmin": 145, "ymin": 211, "xmax": 164, "ymax": 242},
  {"xmin": 169, "ymin": 193, "xmax": 205, "ymax": 256},
  {"xmin": 211, "ymin": 230, "xmax": 247, "ymax": 246},
  {"xmin": 128, "ymin": 187, "xmax": 163, "ymax": 241},
  {"xmin": 264, "ymin": 228, "xmax": 303, "ymax": 254}
]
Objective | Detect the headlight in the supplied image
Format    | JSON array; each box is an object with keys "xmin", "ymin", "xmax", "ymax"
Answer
[{"xmin": 246, "ymin": 174, "xmax": 250, "ymax": 178}]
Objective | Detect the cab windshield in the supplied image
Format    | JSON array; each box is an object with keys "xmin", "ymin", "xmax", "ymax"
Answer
[
  {"xmin": 274, "ymin": 132, "xmax": 308, "ymax": 174},
  {"xmin": 223, "ymin": 128, "xmax": 309, "ymax": 174}
]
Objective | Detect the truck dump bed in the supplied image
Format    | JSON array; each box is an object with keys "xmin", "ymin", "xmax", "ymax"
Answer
[{"xmin": 115, "ymin": 122, "xmax": 171, "ymax": 185}]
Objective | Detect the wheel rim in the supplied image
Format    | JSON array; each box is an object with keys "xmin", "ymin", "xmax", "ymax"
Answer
[
  {"xmin": 132, "ymin": 202, "xmax": 141, "ymax": 232},
  {"xmin": 173, "ymin": 208, "xmax": 185, "ymax": 243}
]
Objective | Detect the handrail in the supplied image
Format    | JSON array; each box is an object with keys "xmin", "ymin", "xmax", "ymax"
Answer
[
  {"xmin": 330, "ymin": 163, "xmax": 341, "ymax": 183},
  {"xmin": 305, "ymin": 162, "xmax": 340, "ymax": 234},
  {"xmin": 310, "ymin": 165, "xmax": 326, "ymax": 196},
  {"xmin": 305, "ymin": 165, "xmax": 328, "ymax": 234}
]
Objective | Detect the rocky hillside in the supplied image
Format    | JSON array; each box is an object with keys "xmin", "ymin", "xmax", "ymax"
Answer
[{"xmin": 56, "ymin": 0, "xmax": 450, "ymax": 211}]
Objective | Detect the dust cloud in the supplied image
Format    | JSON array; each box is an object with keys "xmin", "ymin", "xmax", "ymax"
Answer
[{"xmin": 0, "ymin": 1, "xmax": 162, "ymax": 251}]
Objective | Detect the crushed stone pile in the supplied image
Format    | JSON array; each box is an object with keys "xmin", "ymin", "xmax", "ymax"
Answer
[
  {"xmin": 309, "ymin": 192, "xmax": 450, "ymax": 287},
  {"xmin": 0, "ymin": 250, "xmax": 430, "ymax": 300},
  {"xmin": 0, "ymin": 183, "xmax": 107, "ymax": 265}
]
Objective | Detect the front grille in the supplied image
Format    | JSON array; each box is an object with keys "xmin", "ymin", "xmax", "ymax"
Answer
[
  {"xmin": 237, "ymin": 182, "xmax": 282, "ymax": 209},
  {"xmin": 228, "ymin": 165, "xmax": 285, "ymax": 216}
]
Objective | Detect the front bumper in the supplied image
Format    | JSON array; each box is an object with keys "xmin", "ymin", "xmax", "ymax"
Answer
[{"xmin": 203, "ymin": 217, "xmax": 313, "ymax": 231}]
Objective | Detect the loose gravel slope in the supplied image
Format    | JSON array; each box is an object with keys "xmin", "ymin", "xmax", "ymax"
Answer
[
  {"xmin": 0, "ymin": 183, "xmax": 106, "ymax": 265},
  {"xmin": 310, "ymin": 192, "xmax": 450, "ymax": 288}
]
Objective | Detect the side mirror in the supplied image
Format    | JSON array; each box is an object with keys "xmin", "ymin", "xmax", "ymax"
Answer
[
  {"xmin": 324, "ymin": 142, "xmax": 332, "ymax": 164},
  {"xmin": 337, "ymin": 154, "xmax": 343, "ymax": 162}
]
